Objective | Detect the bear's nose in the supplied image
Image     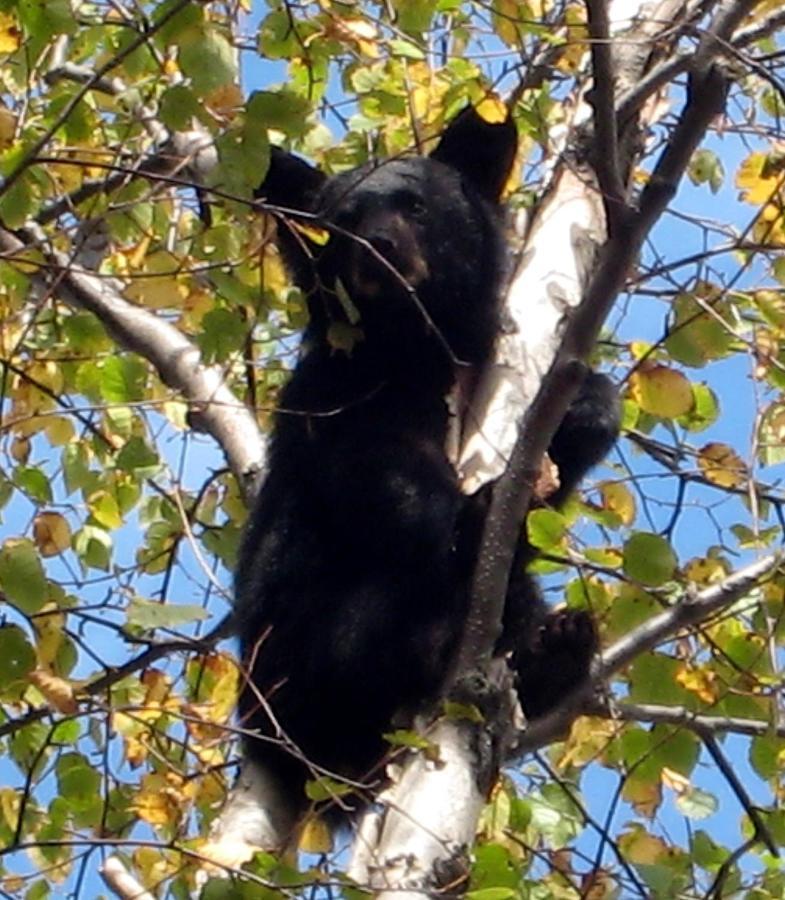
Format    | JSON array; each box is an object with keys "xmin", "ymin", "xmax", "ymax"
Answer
[{"xmin": 368, "ymin": 234, "xmax": 398, "ymax": 262}]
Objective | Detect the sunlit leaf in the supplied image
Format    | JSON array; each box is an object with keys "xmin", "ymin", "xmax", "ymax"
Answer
[
  {"xmin": 126, "ymin": 598, "xmax": 210, "ymax": 629},
  {"xmin": 697, "ymin": 442, "xmax": 746, "ymax": 488},
  {"xmin": 33, "ymin": 512, "xmax": 71, "ymax": 557},
  {"xmin": 629, "ymin": 365, "xmax": 694, "ymax": 418},
  {"xmin": 623, "ymin": 532, "xmax": 677, "ymax": 586},
  {"xmin": 0, "ymin": 539, "xmax": 47, "ymax": 613}
]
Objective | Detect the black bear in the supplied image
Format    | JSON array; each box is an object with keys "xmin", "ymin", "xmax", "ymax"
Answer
[{"xmin": 234, "ymin": 107, "xmax": 619, "ymax": 825}]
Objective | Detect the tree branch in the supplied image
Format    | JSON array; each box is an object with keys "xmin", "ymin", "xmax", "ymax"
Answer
[
  {"xmin": 0, "ymin": 226, "xmax": 264, "ymax": 496},
  {"xmin": 515, "ymin": 551, "xmax": 785, "ymax": 754},
  {"xmin": 586, "ymin": 0, "xmax": 626, "ymax": 224}
]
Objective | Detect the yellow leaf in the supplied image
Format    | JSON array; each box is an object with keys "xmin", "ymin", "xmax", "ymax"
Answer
[
  {"xmin": 599, "ymin": 481, "xmax": 636, "ymax": 526},
  {"xmin": 697, "ymin": 442, "xmax": 746, "ymax": 488},
  {"xmin": 299, "ymin": 815, "xmax": 333, "ymax": 853},
  {"xmin": 132, "ymin": 847, "xmax": 179, "ymax": 888},
  {"xmin": 0, "ymin": 12, "xmax": 21, "ymax": 53},
  {"xmin": 676, "ymin": 663, "xmax": 718, "ymax": 703},
  {"xmin": 28, "ymin": 670, "xmax": 77, "ymax": 714},
  {"xmin": 475, "ymin": 95, "xmax": 508, "ymax": 125},
  {"xmin": 206, "ymin": 82, "xmax": 244, "ymax": 117},
  {"xmin": 126, "ymin": 274, "xmax": 188, "ymax": 309},
  {"xmin": 45, "ymin": 416, "xmax": 75, "ymax": 446},
  {"xmin": 753, "ymin": 202, "xmax": 785, "ymax": 246},
  {"xmin": 27, "ymin": 359, "xmax": 64, "ymax": 396},
  {"xmin": 492, "ymin": 0, "xmax": 523, "ymax": 46},
  {"xmin": 0, "ymin": 788, "xmax": 20, "ymax": 831},
  {"xmin": 132, "ymin": 774, "xmax": 184, "ymax": 826},
  {"xmin": 558, "ymin": 716, "xmax": 621, "ymax": 769},
  {"xmin": 684, "ymin": 555, "xmax": 730, "ymax": 585},
  {"xmin": 736, "ymin": 151, "xmax": 784, "ymax": 205},
  {"xmin": 0, "ymin": 106, "xmax": 16, "ymax": 148},
  {"xmin": 622, "ymin": 774, "xmax": 662, "ymax": 817},
  {"xmin": 629, "ymin": 364, "xmax": 694, "ymax": 418},
  {"xmin": 87, "ymin": 490, "xmax": 123, "ymax": 529},
  {"xmin": 127, "ymin": 235, "xmax": 151, "ymax": 270},
  {"xmin": 556, "ymin": 5, "xmax": 589, "ymax": 73},
  {"xmin": 619, "ymin": 825, "xmax": 669, "ymax": 864},
  {"xmin": 33, "ymin": 512, "xmax": 72, "ymax": 557},
  {"xmin": 290, "ymin": 220, "xmax": 330, "ymax": 246},
  {"xmin": 33, "ymin": 604, "xmax": 66, "ymax": 669}
]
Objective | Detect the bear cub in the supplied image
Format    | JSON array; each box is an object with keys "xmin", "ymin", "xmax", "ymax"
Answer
[{"xmin": 235, "ymin": 107, "xmax": 619, "ymax": 822}]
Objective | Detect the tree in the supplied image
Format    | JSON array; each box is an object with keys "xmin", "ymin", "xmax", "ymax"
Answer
[{"xmin": 0, "ymin": 0, "xmax": 784, "ymax": 896}]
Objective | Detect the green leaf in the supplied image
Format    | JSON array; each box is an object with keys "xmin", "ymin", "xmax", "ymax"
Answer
[
  {"xmin": 676, "ymin": 382, "xmax": 719, "ymax": 432},
  {"xmin": 628, "ymin": 656, "xmax": 696, "ymax": 709},
  {"xmin": 471, "ymin": 844, "xmax": 519, "ymax": 893},
  {"xmin": 100, "ymin": 356, "xmax": 147, "ymax": 403},
  {"xmin": 526, "ymin": 508, "xmax": 565, "ymax": 551},
  {"xmin": 0, "ymin": 174, "xmax": 36, "ymax": 228},
  {"xmin": 116, "ymin": 437, "xmax": 160, "ymax": 475},
  {"xmin": 750, "ymin": 735, "xmax": 785, "ymax": 781},
  {"xmin": 687, "ymin": 148, "xmax": 724, "ymax": 193},
  {"xmin": 390, "ymin": 38, "xmax": 425, "ymax": 59},
  {"xmin": 197, "ymin": 308, "xmax": 246, "ymax": 363},
  {"xmin": 691, "ymin": 830, "xmax": 730, "ymax": 869},
  {"xmin": 258, "ymin": 10, "xmax": 319, "ymax": 59},
  {"xmin": 383, "ymin": 728, "xmax": 433, "ymax": 750},
  {"xmin": 159, "ymin": 84, "xmax": 204, "ymax": 131},
  {"xmin": 759, "ymin": 401, "xmax": 785, "ymax": 466},
  {"xmin": 623, "ymin": 532, "xmax": 677, "ymax": 586},
  {"xmin": 126, "ymin": 598, "xmax": 209, "ymax": 629},
  {"xmin": 13, "ymin": 465, "xmax": 52, "ymax": 503},
  {"xmin": 0, "ymin": 539, "xmax": 47, "ymax": 613},
  {"xmin": 63, "ymin": 312, "xmax": 110, "ymax": 354},
  {"xmin": 62, "ymin": 444, "xmax": 94, "ymax": 496},
  {"xmin": 73, "ymin": 525, "xmax": 112, "ymax": 571},
  {"xmin": 675, "ymin": 786, "xmax": 718, "ymax": 820},
  {"xmin": 466, "ymin": 890, "xmax": 516, "ymax": 900},
  {"xmin": 0, "ymin": 625, "xmax": 36, "ymax": 692},
  {"xmin": 304, "ymin": 776, "xmax": 353, "ymax": 802},
  {"xmin": 247, "ymin": 90, "xmax": 311, "ymax": 137},
  {"xmin": 666, "ymin": 292, "xmax": 734, "ymax": 367},
  {"xmin": 18, "ymin": 0, "xmax": 75, "ymax": 40},
  {"xmin": 56, "ymin": 753, "xmax": 101, "ymax": 813},
  {"xmin": 179, "ymin": 26, "xmax": 236, "ymax": 94}
]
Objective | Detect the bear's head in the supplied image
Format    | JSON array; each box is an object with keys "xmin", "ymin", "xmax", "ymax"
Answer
[{"xmin": 257, "ymin": 106, "xmax": 517, "ymax": 366}]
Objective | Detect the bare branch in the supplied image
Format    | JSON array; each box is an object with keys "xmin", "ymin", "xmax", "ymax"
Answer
[
  {"xmin": 702, "ymin": 733, "xmax": 778, "ymax": 856},
  {"xmin": 590, "ymin": 699, "xmax": 785, "ymax": 738}
]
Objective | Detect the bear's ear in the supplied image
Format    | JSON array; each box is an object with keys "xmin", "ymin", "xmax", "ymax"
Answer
[
  {"xmin": 430, "ymin": 105, "xmax": 517, "ymax": 202},
  {"xmin": 255, "ymin": 147, "xmax": 327, "ymax": 213}
]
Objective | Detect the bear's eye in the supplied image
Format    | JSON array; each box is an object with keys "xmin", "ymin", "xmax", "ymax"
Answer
[{"xmin": 395, "ymin": 191, "xmax": 427, "ymax": 219}]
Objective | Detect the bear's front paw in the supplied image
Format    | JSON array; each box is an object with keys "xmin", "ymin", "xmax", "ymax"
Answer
[{"xmin": 516, "ymin": 610, "xmax": 598, "ymax": 720}]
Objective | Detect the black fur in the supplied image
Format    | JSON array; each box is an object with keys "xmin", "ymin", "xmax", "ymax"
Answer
[{"xmin": 235, "ymin": 108, "xmax": 619, "ymax": 820}]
